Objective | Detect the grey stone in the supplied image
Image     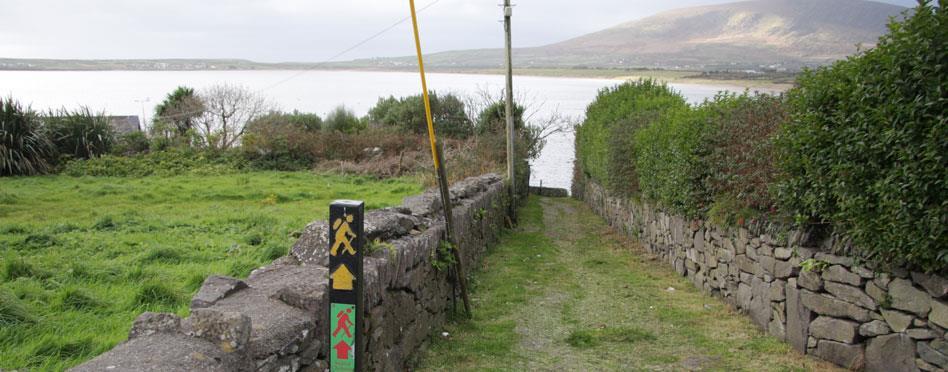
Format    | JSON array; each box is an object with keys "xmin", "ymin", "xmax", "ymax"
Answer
[
  {"xmin": 750, "ymin": 277, "xmax": 772, "ymax": 329},
  {"xmin": 758, "ymin": 244, "xmax": 774, "ymax": 257},
  {"xmin": 816, "ymin": 252, "xmax": 855, "ymax": 267},
  {"xmin": 129, "ymin": 312, "xmax": 181, "ymax": 339},
  {"xmin": 824, "ymin": 281, "xmax": 877, "ymax": 309},
  {"xmin": 191, "ymin": 275, "xmax": 248, "ymax": 309},
  {"xmin": 875, "ymin": 273, "xmax": 894, "ymax": 289},
  {"xmin": 866, "ymin": 281, "xmax": 888, "ymax": 305},
  {"xmin": 736, "ymin": 255, "xmax": 759, "ymax": 276},
  {"xmin": 758, "ymin": 256, "xmax": 776, "ymax": 276},
  {"xmin": 890, "ymin": 278, "xmax": 932, "ymax": 317},
  {"xmin": 852, "ymin": 265, "xmax": 875, "ymax": 279},
  {"xmin": 799, "ymin": 270, "xmax": 823, "ymax": 292},
  {"xmin": 737, "ymin": 282, "xmax": 753, "ymax": 309},
  {"xmin": 770, "ymin": 280, "xmax": 787, "ymax": 302},
  {"xmin": 812, "ymin": 340, "xmax": 865, "ymax": 370},
  {"xmin": 774, "ymin": 260, "xmax": 796, "ymax": 279},
  {"xmin": 915, "ymin": 318, "xmax": 929, "ymax": 327},
  {"xmin": 822, "ymin": 265, "xmax": 862, "ymax": 286},
  {"xmin": 795, "ymin": 246, "xmax": 817, "ymax": 260},
  {"xmin": 801, "ymin": 290, "xmax": 871, "ymax": 322},
  {"xmin": 774, "ymin": 247, "xmax": 793, "ymax": 260},
  {"xmin": 912, "ymin": 272, "xmax": 948, "ymax": 298},
  {"xmin": 184, "ymin": 309, "xmax": 253, "ymax": 353},
  {"xmin": 859, "ymin": 320, "xmax": 891, "ymax": 337},
  {"xmin": 916, "ymin": 358, "xmax": 937, "ymax": 371},
  {"xmin": 919, "ymin": 340, "xmax": 948, "ymax": 369},
  {"xmin": 932, "ymin": 299, "xmax": 948, "ymax": 329},
  {"xmin": 71, "ymin": 333, "xmax": 246, "ymax": 372},
  {"xmin": 694, "ymin": 229, "xmax": 705, "ymax": 252},
  {"xmin": 809, "ymin": 316, "xmax": 860, "ymax": 343},
  {"xmin": 866, "ymin": 333, "xmax": 917, "ymax": 372},
  {"xmin": 787, "ymin": 286, "xmax": 813, "ymax": 353},
  {"xmin": 908, "ymin": 328, "xmax": 938, "ymax": 340},
  {"xmin": 882, "ymin": 309, "xmax": 915, "ymax": 333}
]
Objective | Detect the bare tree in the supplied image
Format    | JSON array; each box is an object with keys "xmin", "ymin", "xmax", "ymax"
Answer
[
  {"xmin": 464, "ymin": 87, "xmax": 574, "ymax": 159},
  {"xmin": 196, "ymin": 84, "xmax": 273, "ymax": 150}
]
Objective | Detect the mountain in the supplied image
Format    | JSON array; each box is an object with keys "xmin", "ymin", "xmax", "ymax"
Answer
[{"xmin": 351, "ymin": 0, "xmax": 908, "ymax": 71}]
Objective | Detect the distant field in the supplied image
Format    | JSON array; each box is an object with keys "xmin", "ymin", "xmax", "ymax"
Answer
[{"xmin": 0, "ymin": 172, "xmax": 423, "ymax": 370}]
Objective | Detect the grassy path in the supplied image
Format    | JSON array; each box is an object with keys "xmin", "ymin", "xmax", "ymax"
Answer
[{"xmin": 416, "ymin": 197, "xmax": 840, "ymax": 371}]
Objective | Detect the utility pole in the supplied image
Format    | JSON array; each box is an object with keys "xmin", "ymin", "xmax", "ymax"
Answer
[{"xmin": 504, "ymin": 0, "xmax": 516, "ymax": 199}]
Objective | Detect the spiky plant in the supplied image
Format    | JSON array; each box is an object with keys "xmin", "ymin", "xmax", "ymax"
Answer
[
  {"xmin": 46, "ymin": 107, "xmax": 115, "ymax": 159},
  {"xmin": 0, "ymin": 97, "xmax": 55, "ymax": 176}
]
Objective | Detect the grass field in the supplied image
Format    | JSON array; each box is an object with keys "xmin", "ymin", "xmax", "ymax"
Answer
[{"xmin": 0, "ymin": 172, "xmax": 423, "ymax": 370}]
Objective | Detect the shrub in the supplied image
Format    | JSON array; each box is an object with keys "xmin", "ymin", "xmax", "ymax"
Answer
[
  {"xmin": 704, "ymin": 93, "xmax": 787, "ymax": 222},
  {"xmin": 575, "ymin": 79, "xmax": 688, "ymax": 192},
  {"xmin": 475, "ymin": 101, "xmax": 524, "ymax": 135},
  {"xmin": 45, "ymin": 107, "xmax": 115, "ymax": 160},
  {"xmin": 634, "ymin": 106, "xmax": 712, "ymax": 217},
  {"xmin": 241, "ymin": 111, "xmax": 323, "ymax": 170},
  {"xmin": 62, "ymin": 149, "xmax": 243, "ymax": 177},
  {"xmin": 111, "ymin": 131, "xmax": 150, "ymax": 156},
  {"xmin": 366, "ymin": 93, "xmax": 473, "ymax": 138},
  {"xmin": 323, "ymin": 105, "xmax": 364, "ymax": 134},
  {"xmin": 777, "ymin": 2, "xmax": 947, "ymax": 272},
  {"xmin": 0, "ymin": 98, "xmax": 55, "ymax": 176}
]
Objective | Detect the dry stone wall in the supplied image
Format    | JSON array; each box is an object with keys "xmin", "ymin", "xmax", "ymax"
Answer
[
  {"xmin": 575, "ymin": 177, "xmax": 948, "ymax": 372},
  {"xmin": 74, "ymin": 174, "xmax": 514, "ymax": 372}
]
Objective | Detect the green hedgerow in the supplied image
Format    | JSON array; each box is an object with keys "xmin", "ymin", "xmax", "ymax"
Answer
[{"xmin": 777, "ymin": 2, "xmax": 947, "ymax": 272}]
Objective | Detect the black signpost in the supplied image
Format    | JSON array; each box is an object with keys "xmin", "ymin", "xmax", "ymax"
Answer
[{"xmin": 328, "ymin": 200, "xmax": 364, "ymax": 372}]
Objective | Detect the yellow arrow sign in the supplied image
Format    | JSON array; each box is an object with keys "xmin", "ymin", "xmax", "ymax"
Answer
[{"xmin": 332, "ymin": 264, "xmax": 355, "ymax": 291}]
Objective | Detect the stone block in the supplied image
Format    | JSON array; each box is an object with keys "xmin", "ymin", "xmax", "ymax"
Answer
[
  {"xmin": 129, "ymin": 312, "xmax": 181, "ymax": 339},
  {"xmin": 750, "ymin": 277, "xmax": 772, "ymax": 329},
  {"xmin": 809, "ymin": 316, "xmax": 859, "ymax": 343},
  {"xmin": 787, "ymin": 286, "xmax": 812, "ymax": 354},
  {"xmin": 859, "ymin": 320, "xmax": 891, "ymax": 337},
  {"xmin": 816, "ymin": 252, "xmax": 854, "ymax": 267},
  {"xmin": 823, "ymin": 281, "xmax": 877, "ymax": 310},
  {"xmin": 801, "ymin": 290, "xmax": 871, "ymax": 322},
  {"xmin": 822, "ymin": 265, "xmax": 862, "ymax": 286},
  {"xmin": 770, "ymin": 280, "xmax": 787, "ymax": 302},
  {"xmin": 851, "ymin": 265, "xmax": 874, "ymax": 279},
  {"xmin": 919, "ymin": 340, "xmax": 948, "ymax": 369},
  {"xmin": 908, "ymin": 328, "xmax": 938, "ymax": 340},
  {"xmin": 191, "ymin": 276, "xmax": 249, "ymax": 309},
  {"xmin": 866, "ymin": 333, "xmax": 917, "ymax": 372},
  {"xmin": 735, "ymin": 255, "xmax": 759, "ymax": 276},
  {"xmin": 773, "ymin": 260, "xmax": 796, "ymax": 279},
  {"xmin": 184, "ymin": 309, "xmax": 252, "ymax": 353},
  {"xmin": 774, "ymin": 247, "xmax": 793, "ymax": 260},
  {"xmin": 799, "ymin": 270, "xmax": 823, "ymax": 292},
  {"xmin": 931, "ymin": 299, "xmax": 948, "ymax": 329},
  {"xmin": 758, "ymin": 256, "xmax": 776, "ymax": 276},
  {"xmin": 866, "ymin": 281, "xmax": 887, "ymax": 305},
  {"xmin": 912, "ymin": 272, "xmax": 948, "ymax": 298},
  {"xmin": 737, "ymin": 283, "xmax": 753, "ymax": 308},
  {"xmin": 890, "ymin": 278, "xmax": 932, "ymax": 317},
  {"xmin": 881, "ymin": 309, "xmax": 915, "ymax": 333},
  {"xmin": 812, "ymin": 340, "xmax": 865, "ymax": 370}
]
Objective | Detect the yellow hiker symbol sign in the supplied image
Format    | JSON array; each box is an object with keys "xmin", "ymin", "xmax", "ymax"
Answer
[
  {"xmin": 331, "ymin": 214, "xmax": 357, "ymax": 256},
  {"xmin": 332, "ymin": 264, "xmax": 355, "ymax": 291}
]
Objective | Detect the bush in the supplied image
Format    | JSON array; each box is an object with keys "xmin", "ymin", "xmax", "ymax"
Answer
[
  {"xmin": 62, "ymin": 149, "xmax": 243, "ymax": 177},
  {"xmin": 575, "ymin": 79, "xmax": 689, "ymax": 196},
  {"xmin": 704, "ymin": 93, "xmax": 787, "ymax": 223},
  {"xmin": 0, "ymin": 98, "xmax": 55, "ymax": 176},
  {"xmin": 777, "ymin": 2, "xmax": 947, "ymax": 272},
  {"xmin": 45, "ymin": 107, "xmax": 115, "ymax": 160},
  {"xmin": 112, "ymin": 131, "xmax": 150, "ymax": 156},
  {"xmin": 634, "ymin": 106, "xmax": 711, "ymax": 217},
  {"xmin": 242, "ymin": 111, "xmax": 323, "ymax": 170},
  {"xmin": 366, "ymin": 93, "xmax": 474, "ymax": 138},
  {"xmin": 323, "ymin": 106, "xmax": 364, "ymax": 134}
]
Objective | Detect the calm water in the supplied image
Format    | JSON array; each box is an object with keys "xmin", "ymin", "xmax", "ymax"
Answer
[{"xmin": 0, "ymin": 70, "xmax": 737, "ymax": 190}]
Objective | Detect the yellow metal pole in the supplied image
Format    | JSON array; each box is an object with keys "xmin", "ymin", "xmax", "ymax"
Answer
[
  {"xmin": 408, "ymin": 0, "xmax": 473, "ymax": 318},
  {"xmin": 409, "ymin": 0, "xmax": 440, "ymax": 170}
]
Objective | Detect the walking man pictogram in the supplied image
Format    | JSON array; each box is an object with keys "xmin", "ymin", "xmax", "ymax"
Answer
[
  {"xmin": 333, "ymin": 308, "xmax": 354, "ymax": 338},
  {"xmin": 331, "ymin": 214, "xmax": 357, "ymax": 256}
]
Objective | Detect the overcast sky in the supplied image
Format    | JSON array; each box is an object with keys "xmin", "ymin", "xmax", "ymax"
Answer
[{"xmin": 0, "ymin": 0, "xmax": 916, "ymax": 62}]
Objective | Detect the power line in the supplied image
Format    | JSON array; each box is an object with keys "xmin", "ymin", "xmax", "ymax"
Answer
[
  {"xmin": 258, "ymin": 0, "xmax": 444, "ymax": 93},
  {"xmin": 154, "ymin": 0, "xmax": 445, "ymax": 121}
]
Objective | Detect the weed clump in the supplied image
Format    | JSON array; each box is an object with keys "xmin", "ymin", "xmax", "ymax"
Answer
[
  {"xmin": 0, "ymin": 288, "xmax": 37, "ymax": 326},
  {"xmin": 131, "ymin": 281, "xmax": 180, "ymax": 308},
  {"xmin": 2, "ymin": 259, "xmax": 49, "ymax": 281},
  {"xmin": 56, "ymin": 287, "xmax": 105, "ymax": 311}
]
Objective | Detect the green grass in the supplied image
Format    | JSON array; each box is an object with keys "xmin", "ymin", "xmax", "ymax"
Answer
[
  {"xmin": 0, "ymin": 171, "xmax": 423, "ymax": 370},
  {"xmin": 416, "ymin": 197, "xmax": 839, "ymax": 371}
]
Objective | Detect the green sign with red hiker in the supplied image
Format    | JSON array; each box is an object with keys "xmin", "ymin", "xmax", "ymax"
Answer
[{"xmin": 328, "ymin": 201, "xmax": 364, "ymax": 372}]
